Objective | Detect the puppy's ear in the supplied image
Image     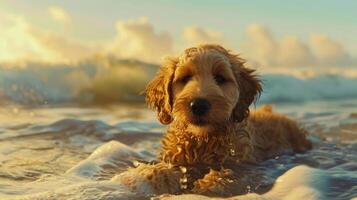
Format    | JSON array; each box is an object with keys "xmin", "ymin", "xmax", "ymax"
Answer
[
  {"xmin": 230, "ymin": 56, "xmax": 262, "ymax": 123},
  {"xmin": 145, "ymin": 58, "xmax": 177, "ymax": 124}
]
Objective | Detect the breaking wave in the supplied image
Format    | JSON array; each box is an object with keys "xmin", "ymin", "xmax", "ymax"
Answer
[
  {"xmin": 1, "ymin": 59, "xmax": 357, "ymax": 105},
  {"xmin": 0, "ymin": 57, "xmax": 157, "ymax": 105}
]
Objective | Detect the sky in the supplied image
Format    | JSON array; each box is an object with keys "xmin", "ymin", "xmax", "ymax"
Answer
[{"xmin": 0, "ymin": 0, "xmax": 356, "ymax": 75}]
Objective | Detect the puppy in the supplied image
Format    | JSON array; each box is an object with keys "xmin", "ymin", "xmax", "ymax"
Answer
[{"xmin": 115, "ymin": 44, "xmax": 311, "ymax": 197}]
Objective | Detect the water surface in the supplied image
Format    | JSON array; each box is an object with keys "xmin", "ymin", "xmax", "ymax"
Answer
[{"xmin": 0, "ymin": 101, "xmax": 356, "ymax": 200}]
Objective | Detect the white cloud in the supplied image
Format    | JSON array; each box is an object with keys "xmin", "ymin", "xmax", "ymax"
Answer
[
  {"xmin": 0, "ymin": 10, "xmax": 355, "ymax": 71},
  {"xmin": 183, "ymin": 26, "xmax": 225, "ymax": 46},
  {"xmin": 28, "ymin": 27, "xmax": 97, "ymax": 63},
  {"xmin": 48, "ymin": 6, "xmax": 72, "ymax": 26},
  {"xmin": 0, "ymin": 15, "xmax": 172, "ymax": 65},
  {"xmin": 277, "ymin": 36, "xmax": 314, "ymax": 67},
  {"xmin": 106, "ymin": 17, "xmax": 173, "ymax": 63},
  {"xmin": 243, "ymin": 24, "xmax": 277, "ymax": 67},
  {"xmin": 242, "ymin": 24, "xmax": 351, "ymax": 68},
  {"xmin": 309, "ymin": 33, "xmax": 349, "ymax": 65},
  {"xmin": 0, "ymin": 14, "xmax": 95, "ymax": 65}
]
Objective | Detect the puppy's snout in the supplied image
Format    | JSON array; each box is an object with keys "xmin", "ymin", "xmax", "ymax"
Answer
[{"xmin": 190, "ymin": 98, "xmax": 211, "ymax": 116}]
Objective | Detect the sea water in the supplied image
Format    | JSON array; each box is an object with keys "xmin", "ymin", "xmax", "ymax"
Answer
[
  {"xmin": 0, "ymin": 62, "xmax": 357, "ymax": 199},
  {"xmin": 0, "ymin": 100, "xmax": 356, "ymax": 200}
]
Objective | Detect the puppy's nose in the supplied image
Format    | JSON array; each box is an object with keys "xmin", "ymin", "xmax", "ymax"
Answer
[{"xmin": 190, "ymin": 98, "xmax": 211, "ymax": 116}]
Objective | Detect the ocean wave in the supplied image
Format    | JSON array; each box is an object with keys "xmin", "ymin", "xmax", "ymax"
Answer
[
  {"xmin": 1, "ymin": 59, "xmax": 357, "ymax": 105},
  {"xmin": 0, "ymin": 57, "xmax": 157, "ymax": 105},
  {"xmin": 260, "ymin": 74, "xmax": 357, "ymax": 103}
]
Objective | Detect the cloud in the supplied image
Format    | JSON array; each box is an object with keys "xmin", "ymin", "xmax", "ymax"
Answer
[
  {"xmin": 0, "ymin": 15, "xmax": 171, "ymax": 65},
  {"xmin": 309, "ymin": 33, "xmax": 349, "ymax": 65},
  {"xmin": 1, "ymin": 10, "xmax": 354, "ymax": 71},
  {"xmin": 242, "ymin": 24, "xmax": 351, "ymax": 68},
  {"xmin": 106, "ymin": 17, "xmax": 173, "ymax": 63},
  {"xmin": 0, "ymin": 14, "xmax": 95, "ymax": 65},
  {"xmin": 183, "ymin": 26, "xmax": 225, "ymax": 46},
  {"xmin": 277, "ymin": 36, "xmax": 314, "ymax": 67},
  {"xmin": 28, "ymin": 27, "xmax": 96, "ymax": 63},
  {"xmin": 243, "ymin": 24, "xmax": 277, "ymax": 67},
  {"xmin": 0, "ymin": 15, "xmax": 53, "ymax": 64},
  {"xmin": 48, "ymin": 6, "xmax": 72, "ymax": 26}
]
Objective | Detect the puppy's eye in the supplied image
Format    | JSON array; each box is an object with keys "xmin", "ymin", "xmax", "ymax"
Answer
[
  {"xmin": 214, "ymin": 74, "xmax": 226, "ymax": 85},
  {"xmin": 178, "ymin": 75, "xmax": 192, "ymax": 84}
]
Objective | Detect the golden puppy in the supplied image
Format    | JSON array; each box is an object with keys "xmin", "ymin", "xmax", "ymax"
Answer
[{"xmin": 116, "ymin": 44, "xmax": 311, "ymax": 197}]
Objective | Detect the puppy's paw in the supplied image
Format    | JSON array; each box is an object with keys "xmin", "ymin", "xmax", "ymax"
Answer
[
  {"xmin": 192, "ymin": 168, "xmax": 234, "ymax": 196},
  {"xmin": 112, "ymin": 162, "xmax": 182, "ymax": 196}
]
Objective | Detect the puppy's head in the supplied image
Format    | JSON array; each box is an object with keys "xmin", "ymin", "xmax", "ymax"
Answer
[{"xmin": 146, "ymin": 44, "xmax": 262, "ymax": 131}]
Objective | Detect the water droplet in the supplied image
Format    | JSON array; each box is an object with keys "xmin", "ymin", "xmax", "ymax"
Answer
[
  {"xmin": 179, "ymin": 173, "xmax": 188, "ymax": 190},
  {"xmin": 230, "ymin": 148, "xmax": 236, "ymax": 156},
  {"xmin": 180, "ymin": 184, "xmax": 187, "ymax": 190},
  {"xmin": 133, "ymin": 160, "xmax": 140, "ymax": 167},
  {"xmin": 180, "ymin": 175, "xmax": 188, "ymax": 183},
  {"xmin": 179, "ymin": 166, "xmax": 187, "ymax": 173},
  {"xmin": 246, "ymin": 185, "xmax": 251, "ymax": 193},
  {"xmin": 277, "ymin": 164, "xmax": 284, "ymax": 169}
]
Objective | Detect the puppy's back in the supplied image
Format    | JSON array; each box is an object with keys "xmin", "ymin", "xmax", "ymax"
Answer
[{"xmin": 248, "ymin": 105, "xmax": 312, "ymax": 160}]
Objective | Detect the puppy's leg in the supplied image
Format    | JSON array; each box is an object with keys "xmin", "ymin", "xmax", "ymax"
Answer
[
  {"xmin": 112, "ymin": 162, "xmax": 182, "ymax": 196},
  {"xmin": 191, "ymin": 168, "xmax": 236, "ymax": 197}
]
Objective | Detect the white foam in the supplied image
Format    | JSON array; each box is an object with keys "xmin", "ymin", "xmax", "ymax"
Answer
[
  {"xmin": 5, "ymin": 180, "xmax": 136, "ymax": 200},
  {"xmin": 161, "ymin": 165, "xmax": 328, "ymax": 200},
  {"xmin": 263, "ymin": 165, "xmax": 326, "ymax": 200},
  {"xmin": 66, "ymin": 141, "xmax": 143, "ymax": 179}
]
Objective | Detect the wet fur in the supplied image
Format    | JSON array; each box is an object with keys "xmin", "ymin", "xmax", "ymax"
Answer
[{"xmin": 118, "ymin": 44, "xmax": 312, "ymax": 197}]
